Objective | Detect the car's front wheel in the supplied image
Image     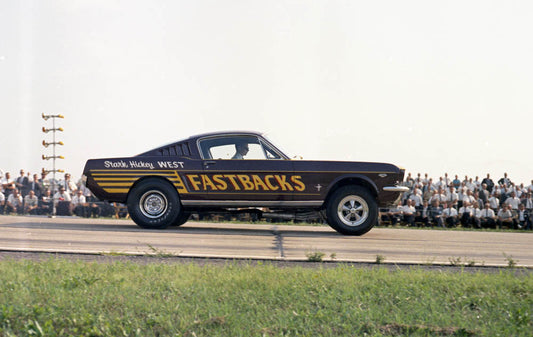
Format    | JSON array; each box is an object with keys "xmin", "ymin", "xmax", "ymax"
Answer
[
  {"xmin": 127, "ymin": 179, "xmax": 182, "ymax": 229},
  {"xmin": 326, "ymin": 185, "xmax": 377, "ymax": 235}
]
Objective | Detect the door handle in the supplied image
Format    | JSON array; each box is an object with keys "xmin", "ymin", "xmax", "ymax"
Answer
[{"xmin": 204, "ymin": 161, "xmax": 216, "ymax": 168}]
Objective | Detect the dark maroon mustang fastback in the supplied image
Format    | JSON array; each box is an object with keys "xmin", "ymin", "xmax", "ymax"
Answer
[{"xmin": 83, "ymin": 131, "xmax": 407, "ymax": 235}]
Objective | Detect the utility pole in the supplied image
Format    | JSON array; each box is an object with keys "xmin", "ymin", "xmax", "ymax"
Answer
[{"xmin": 42, "ymin": 113, "xmax": 65, "ymax": 217}]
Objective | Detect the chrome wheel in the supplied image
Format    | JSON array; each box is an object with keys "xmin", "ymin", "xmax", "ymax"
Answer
[
  {"xmin": 128, "ymin": 179, "xmax": 182, "ymax": 229},
  {"xmin": 327, "ymin": 185, "xmax": 377, "ymax": 235},
  {"xmin": 139, "ymin": 190, "xmax": 168, "ymax": 219},
  {"xmin": 337, "ymin": 195, "xmax": 369, "ymax": 227}
]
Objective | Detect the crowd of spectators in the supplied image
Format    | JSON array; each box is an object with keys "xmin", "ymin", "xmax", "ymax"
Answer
[
  {"xmin": 0, "ymin": 169, "xmax": 107, "ymax": 217},
  {"xmin": 2, "ymin": 168, "xmax": 533, "ymax": 231},
  {"xmin": 382, "ymin": 172, "xmax": 533, "ymax": 230}
]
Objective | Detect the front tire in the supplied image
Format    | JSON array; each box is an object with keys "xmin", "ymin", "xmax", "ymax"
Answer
[
  {"xmin": 127, "ymin": 179, "xmax": 182, "ymax": 229},
  {"xmin": 326, "ymin": 185, "xmax": 377, "ymax": 235}
]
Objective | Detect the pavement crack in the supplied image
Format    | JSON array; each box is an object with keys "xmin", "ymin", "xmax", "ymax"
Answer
[{"xmin": 272, "ymin": 226, "xmax": 285, "ymax": 259}]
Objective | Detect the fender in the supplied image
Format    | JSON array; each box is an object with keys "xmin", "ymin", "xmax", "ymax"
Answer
[{"xmin": 325, "ymin": 173, "xmax": 379, "ymax": 198}]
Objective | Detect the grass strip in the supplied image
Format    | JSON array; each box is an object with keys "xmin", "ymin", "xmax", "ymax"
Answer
[{"xmin": 0, "ymin": 259, "xmax": 531, "ymax": 336}]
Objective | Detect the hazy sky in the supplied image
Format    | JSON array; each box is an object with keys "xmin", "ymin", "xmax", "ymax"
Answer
[{"xmin": 2, "ymin": 1, "xmax": 532, "ymax": 185}]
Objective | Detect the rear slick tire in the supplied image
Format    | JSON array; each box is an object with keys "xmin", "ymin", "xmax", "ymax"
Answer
[
  {"xmin": 326, "ymin": 185, "xmax": 377, "ymax": 236},
  {"xmin": 127, "ymin": 179, "xmax": 182, "ymax": 229}
]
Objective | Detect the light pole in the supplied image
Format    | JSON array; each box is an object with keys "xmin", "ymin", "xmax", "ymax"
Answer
[{"xmin": 42, "ymin": 113, "xmax": 65, "ymax": 217}]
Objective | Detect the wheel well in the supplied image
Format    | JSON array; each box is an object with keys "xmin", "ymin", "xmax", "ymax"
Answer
[
  {"xmin": 323, "ymin": 178, "xmax": 378, "ymax": 209},
  {"xmin": 127, "ymin": 176, "xmax": 178, "ymax": 201}
]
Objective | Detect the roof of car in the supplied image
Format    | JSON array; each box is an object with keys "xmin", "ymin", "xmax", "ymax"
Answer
[
  {"xmin": 136, "ymin": 131, "xmax": 267, "ymax": 157},
  {"xmin": 186, "ymin": 130, "xmax": 263, "ymax": 140}
]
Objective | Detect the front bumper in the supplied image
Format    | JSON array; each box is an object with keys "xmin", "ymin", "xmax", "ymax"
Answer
[{"xmin": 383, "ymin": 186, "xmax": 410, "ymax": 192}]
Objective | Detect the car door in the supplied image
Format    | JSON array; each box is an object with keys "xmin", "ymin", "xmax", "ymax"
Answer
[{"xmin": 197, "ymin": 134, "xmax": 295, "ymax": 206}]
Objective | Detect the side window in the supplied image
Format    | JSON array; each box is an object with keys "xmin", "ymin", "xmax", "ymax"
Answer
[
  {"xmin": 208, "ymin": 144, "xmax": 236, "ymax": 159},
  {"xmin": 199, "ymin": 135, "xmax": 286, "ymax": 160},
  {"xmin": 241, "ymin": 143, "xmax": 265, "ymax": 160},
  {"xmin": 199, "ymin": 136, "xmax": 267, "ymax": 160}
]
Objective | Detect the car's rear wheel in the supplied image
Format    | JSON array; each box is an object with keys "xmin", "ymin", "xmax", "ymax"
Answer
[
  {"xmin": 326, "ymin": 185, "xmax": 377, "ymax": 235},
  {"xmin": 127, "ymin": 179, "xmax": 182, "ymax": 229}
]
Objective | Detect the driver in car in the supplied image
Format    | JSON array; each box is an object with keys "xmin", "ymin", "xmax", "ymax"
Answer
[{"xmin": 231, "ymin": 142, "xmax": 249, "ymax": 159}]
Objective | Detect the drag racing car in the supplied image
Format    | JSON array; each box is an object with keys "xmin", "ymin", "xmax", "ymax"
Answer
[{"xmin": 82, "ymin": 131, "xmax": 408, "ymax": 235}]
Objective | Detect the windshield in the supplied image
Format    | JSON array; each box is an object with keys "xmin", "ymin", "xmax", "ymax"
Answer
[{"xmin": 261, "ymin": 134, "xmax": 292, "ymax": 158}]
